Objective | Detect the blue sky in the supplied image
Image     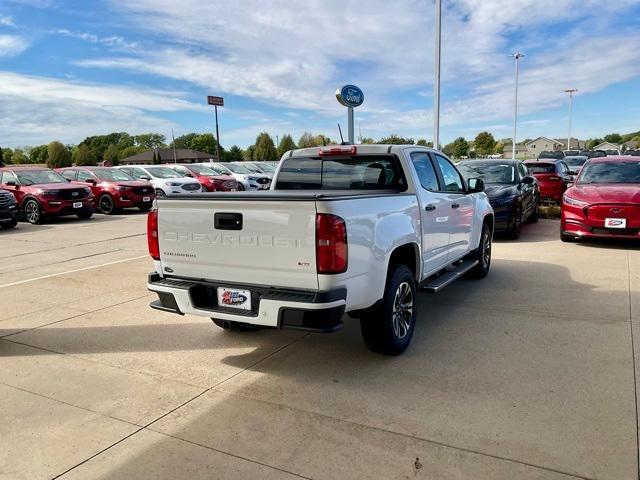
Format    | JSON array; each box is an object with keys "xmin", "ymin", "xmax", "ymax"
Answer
[{"xmin": 0, "ymin": 0, "xmax": 639, "ymax": 149}]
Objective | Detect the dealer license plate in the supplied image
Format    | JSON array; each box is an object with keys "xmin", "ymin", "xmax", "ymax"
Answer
[
  {"xmin": 217, "ymin": 287, "xmax": 251, "ymax": 310},
  {"xmin": 73, "ymin": 202, "xmax": 83, "ymax": 209},
  {"xmin": 605, "ymin": 218, "xmax": 626, "ymax": 229},
  {"xmin": 143, "ymin": 196, "xmax": 151, "ymax": 202}
]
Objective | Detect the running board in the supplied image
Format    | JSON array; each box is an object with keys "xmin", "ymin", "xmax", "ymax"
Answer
[{"xmin": 420, "ymin": 259, "xmax": 479, "ymax": 293}]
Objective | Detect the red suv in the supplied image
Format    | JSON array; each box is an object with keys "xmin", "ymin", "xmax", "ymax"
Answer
[
  {"xmin": 167, "ymin": 164, "xmax": 238, "ymax": 191},
  {"xmin": 523, "ymin": 159, "xmax": 574, "ymax": 203},
  {"xmin": 561, "ymin": 156, "xmax": 640, "ymax": 241},
  {"xmin": 0, "ymin": 167, "xmax": 95, "ymax": 224},
  {"xmin": 58, "ymin": 167, "xmax": 155, "ymax": 214}
]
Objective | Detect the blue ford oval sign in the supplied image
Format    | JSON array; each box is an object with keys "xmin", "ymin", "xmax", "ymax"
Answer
[{"xmin": 336, "ymin": 84, "xmax": 364, "ymax": 108}]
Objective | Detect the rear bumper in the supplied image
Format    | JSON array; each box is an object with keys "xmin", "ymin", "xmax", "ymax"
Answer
[
  {"xmin": 41, "ymin": 198, "xmax": 95, "ymax": 216},
  {"xmin": 147, "ymin": 273, "xmax": 346, "ymax": 332}
]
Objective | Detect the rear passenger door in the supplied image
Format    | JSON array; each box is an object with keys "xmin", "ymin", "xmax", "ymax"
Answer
[
  {"xmin": 408, "ymin": 150, "xmax": 451, "ymax": 276},
  {"xmin": 431, "ymin": 154, "xmax": 474, "ymax": 261}
]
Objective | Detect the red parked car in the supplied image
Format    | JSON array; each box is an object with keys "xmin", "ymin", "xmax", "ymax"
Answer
[
  {"xmin": 58, "ymin": 167, "xmax": 155, "ymax": 214},
  {"xmin": 166, "ymin": 164, "xmax": 238, "ymax": 191},
  {"xmin": 0, "ymin": 167, "xmax": 95, "ymax": 224},
  {"xmin": 561, "ymin": 156, "xmax": 640, "ymax": 242},
  {"xmin": 523, "ymin": 159, "xmax": 574, "ymax": 203}
]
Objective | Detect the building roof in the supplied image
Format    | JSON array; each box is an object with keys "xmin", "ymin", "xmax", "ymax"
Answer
[
  {"xmin": 120, "ymin": 148, "xmax": 216, "ymax": 164},
  {"xmin": 525, "ymin": 137, "xmax": 563, "ymax": 147},
  {"xmin": 593, "ymin": 142, "xmax": 620, "ymax": 150},
  {"xmin": 623, "ymin": 140, "xmax": 638, "ymax": 149}
]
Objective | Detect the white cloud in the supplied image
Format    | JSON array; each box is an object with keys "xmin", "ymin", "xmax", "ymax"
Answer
[
  {"xmin": 0, "ymin": 71, "xmax": 204, "ymax": 146},
  {"xmin": 55, "ymin": 29, "xmax": 138, "ymax": 52},
  {"xmin": 0, "ymin": 34, "xmax": 29, "ymax": 57},
  {"xmin": 0, "ymin": 16, "xmax": 15, "ymax": 27}
]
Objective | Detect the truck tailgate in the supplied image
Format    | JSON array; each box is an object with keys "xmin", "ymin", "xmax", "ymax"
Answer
[{"xmin": 157, "ymin": 197, "xmax": 318, "ymax": 290}]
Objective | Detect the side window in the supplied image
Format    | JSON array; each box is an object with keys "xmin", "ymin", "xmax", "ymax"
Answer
[
  {"xmin": 434, "ymin": 155, "xmax": 464, "ymax": 192},
  {"xmin": 1, "ymin": 171, "xmax": 17, "ymax": 184},
  {"xmin": 131, "ymin": 168, "xmax": 146, "ymax": 179},
  {"xmin": 61, "ymin": 170, "xmax": 77, "ymax": 181},
  {"xmin": 174, "ymin": 166, "xmax": 189, "ymax": 176},
  {"xmin": 77, "ymin": 170, "xmax": 95, "ymax": 182},
  {"xmin": 410, "ymin": 152, "xmax": 439, "ymax": 191},
  {"xmin": 518, "ymin": 162, "xmax": 528, "ymax": 179},
  {"xmin": 557, "ymin": 162, "xmax": 566, "ymax": 174}
]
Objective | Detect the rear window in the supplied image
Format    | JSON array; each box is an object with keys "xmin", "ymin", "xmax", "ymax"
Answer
[
  {"xmin": 275, "ymin": 155, "xmax": 405, "ymax": 191},
  {"xmin": 525, "ymin": 163, "xmax": 555, "ymax": 174}
]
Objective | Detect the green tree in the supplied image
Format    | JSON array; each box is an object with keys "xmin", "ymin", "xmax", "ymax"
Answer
[
  {"xmin": 313, "ymin": 134, "xmax": 333, "ymax": 146},
  {"xmin": 416, "ymin": 139, "xmax": 433, "ymax": 147},
  {"xmin": 586, "ymin": 138, "xmax": 602, "ymax": 150},
  {"xmin": 450, "ymin": 137, "xmax": 470, "ymax": 158},
  {"xmin": 493, "ymin": 142, "xmax": 504, "ymax": 155},
  {"xmin": 297, "ymin": 132, "xmax": 316, "ymax": 148},
  {"xmin": 603, "ymin": 133, "xmax": 622, "ymax": 144},
  {"xmin": 2, "ymin": 148, "xmax": 13, "ymax": 165},
  {"xmin": 0, "ymin": 147, "xmax": 3, "ymax": 165},
  {"xmin": 253, "ymin": 132, "xmax": 277, "ymax": 161},
  {"xmin": 171, "ymin": 133, "xmax": 199, "ymax": 149},
  {"xmin": 118, "ymin": 145, "xmax": 144, "ymax": 161},
  {"xmin": 103, "ymin": 144, "xmax": 119, "ymax": 165},
  {"xmin": 81, "ymin": 132, "xmax": 134, "ymax": 161},
  {"xmin": 473, "ymin": 131, "xmax": 496, "ymax": 156},
  {"xmin": 225, "ymin": 145, "xmax": 244, "ymax": 162},
  {"xmin": 27, "ymin": 145, "xmax": 48, "ymax": 164},
  {"xmin": 243, "ymin": 145, "xmax": 256, "ymax": 161},
  {"xmin": 277, "ymin": 134, "xmax": 296, "ymax": 157},
  {"xmin": 11, "ymin": 148, "xmax": 27, "ymax": 164},
  {"xmin": 134, "ymin": 133, "xmax": 166, "ymax": 150},
  {"xmin": 191, "ymin": 133, "xmax": 219, "ymax": 156},
  {"xmin": 47, "ymin": 141, "xmax": 72, "ymax": 168},
  {"xmin": 73, "ymin": 144, "xmax": 95, "ymax": 166},
  {"xmin": 378, "ymin": 134, "xmax": 414, "ymax": 145},
  {"xmin": 360, "ymin": 137, "xmax": 376, "ymax": 144}
]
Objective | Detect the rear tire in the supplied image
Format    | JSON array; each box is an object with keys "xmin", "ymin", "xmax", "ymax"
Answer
[
  {"xmin": 468, "ymin": 221, "xmax": 492, "ymax": 279},
  {"xmin": 507, "ymin": 206, "xmax": 522, "ymax": 239},
  {"xmin": 360, "ymin": 264, "xmax": 417, "ymax": 355},
  {"xmin": 528, "ymin": 199, "xmax": 539, "ymax": 223},
  {"xmin": 211, "ymin": 319, "xmax": 260, "ymax": 331}
]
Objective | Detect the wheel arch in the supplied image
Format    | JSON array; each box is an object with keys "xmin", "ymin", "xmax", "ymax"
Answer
[{"xmin": 387, "ymin": 242, "xmax": 421, "ymax": 281}]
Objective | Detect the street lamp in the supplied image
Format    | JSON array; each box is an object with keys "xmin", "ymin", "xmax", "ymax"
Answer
[
  {"xmin": 564, "ymin": 89, "xmax": 577, "ymax": 152},
  {"xmin": 433, "ymin": 0, "xmax": 442, "ymax": 150},
  {"xmin": 511, "ymin": 52, "xmax": 524, "ymax": 160}
]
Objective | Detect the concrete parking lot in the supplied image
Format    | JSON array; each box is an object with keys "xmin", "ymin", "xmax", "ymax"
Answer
[{"xmin": 1, "ymin": 214, "xmax": 638, "ymax": 479}]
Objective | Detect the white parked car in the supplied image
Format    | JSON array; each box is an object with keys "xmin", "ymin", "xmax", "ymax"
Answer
[
  {"xmin": 147, "ymin": 145, "xmax": 494, "ymax": 354},
  {"xmin": 116, "ymin": 165, "xmax": 202, "ymax": 197},
  {"xmin": 210, "ymin": 162, "xmax": 270, "ymax": 190}
]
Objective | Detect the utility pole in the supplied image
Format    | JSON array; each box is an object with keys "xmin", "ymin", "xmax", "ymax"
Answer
[
  {"xmin": 207, "ymin": 96, "xmax": 224, "ymax": 161},
  {"xmin": 511, "ymin": 52, "xmax": 524, "ymax": 160},
  {"xmin": 171, "ymin": 128, "xmax": 177, "ymax": 163},
  {"xmin": 565, "ymin": 89, "xmax": 577, "ymax": 151},
  {"xmin": 433, "ymin": 0, "xmax": 442, "ymax": 150}
]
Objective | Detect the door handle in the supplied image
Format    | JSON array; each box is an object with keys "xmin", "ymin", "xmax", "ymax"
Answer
[
  {"xmin": 424, "ymin": 204, "xmax": 436, "ymax": 212},
  {"xmin": 451, "ymin": 203, "xmax": 460, "ymax": 209}
]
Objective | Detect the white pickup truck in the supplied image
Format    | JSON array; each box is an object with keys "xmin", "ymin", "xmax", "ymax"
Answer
[{"xmin": 147, "ymin": 145, "xmax": 494, "ymax": 354}]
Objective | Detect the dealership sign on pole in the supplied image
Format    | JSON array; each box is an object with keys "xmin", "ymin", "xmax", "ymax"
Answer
[
  {"xmin": 336, "ymin": 85, "xmax": 364, "ymax": 144},
  {"xmin": 207, "ymin": 96, "xmax": 224, "ymax": 161}
]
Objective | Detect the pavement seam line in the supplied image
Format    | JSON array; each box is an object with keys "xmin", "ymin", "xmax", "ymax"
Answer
[
  {"xmin": 1, "ymin": 293, "xmax": 154, "ymax": 338},
  {"xmin": 0, "ymin": 249, "xmax": 124, "ymax": 275},
  {"xmin": 51, "ymin": 334, "xmax": 313, "ymax": 479},
  {"xmin": 626, "ymin": 250, "xmax": 640, "ymax": 478},
  {"xmin": 0, "ymin": 255, "xmax": 148, "ymax": 288},
  {"xmin": 0, "ymin": 382, "xmax": 142, "ymax": 428},
  {"xmin": 205, "ymin": 388, "xmax": 588, "ymax": 480}
]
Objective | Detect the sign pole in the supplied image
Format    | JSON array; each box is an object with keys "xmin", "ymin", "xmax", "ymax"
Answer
[
  {"xmin": 348, "ymin": 107, "xmax": 354, "ymax": 144},
  {"xmin": 214, "ymin": 105, "xmax": 221, "ymax": 162}
]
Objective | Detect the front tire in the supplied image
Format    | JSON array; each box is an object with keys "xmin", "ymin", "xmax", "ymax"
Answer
[
  {"xmin": 468, "ymin": 221, "xmax": 492, "ymax": 279},
  {"xmin": 77, "ymin": 212, "xmax": 92, "ymax": 220},
  {"xmin": 507, "ymin": 206, "xmax": 522, "ymax": 239},
  {"xmin": 155, "ymin": 189, "xmax": 166, "ymax": 198},
  {"xmin": 528, "ymin": 198, "xmax": 539, "ymax": 223},
  {"xmin": 98, "ymin": 194, "xmax": 117, "ymax": 215},
  {"xmin": 237, "ymin": 183, "xmax": 245, "ymax": 191},
  {"xmin": 1, "ymin": 218, "xmax": 17, "ymax": 229},
  {"xmin": 360, "ymin": 264, "xmax": 417, "ymax": 355},
  {"xmin": 23, "ymin": 198, "xmax": 43, "ymax": 224}
]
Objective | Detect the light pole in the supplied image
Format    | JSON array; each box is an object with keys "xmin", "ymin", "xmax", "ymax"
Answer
[
  {"xmin": 511, "ymin": 52, "xmax": 524, "ymax": 160},
  {"xmin": 433, "ymin": 0, "xmax": 442, "ymax": 150},
  {"xmin": 565, "ymin": 89, "xmax": 577, "ymax": 151}
]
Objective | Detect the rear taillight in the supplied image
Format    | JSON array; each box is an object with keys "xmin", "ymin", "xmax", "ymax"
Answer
[
  {"xmin": 549, "ymin": 176, "xmax": 561, "ymax": 181},
  {"xmin": 147, "ymin": 210, "xmax": 160, "ymax": 260},
  {"xmin": 316, "ymin": 214, "xmax": 348, "ymax": 274}
]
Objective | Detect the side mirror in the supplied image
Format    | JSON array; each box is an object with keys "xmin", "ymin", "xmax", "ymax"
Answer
[
  {"xmin": 565, "ymin": 175, "xmax": 575, "ymax": 185},
  {"xmin": 5, "ymin": 181, "xmax": 17, "ymax": 187},
  {"xmin": 467, "ymin": 178, "xmax": 485, "ymax": 193},
  {"xmin": 85, "ymin": 178, "xmax": 97, "ymax": 185},
  {"xmin": 567, "ymin": 170, "xmax": 577, "ymax": 176},
  {"xmin": 140, "ymin": 175, "xmax": 151, "ymax": 181},
  {"xmin": 522, "ymin": 176, "xmax": 535, "ymax": 185}
]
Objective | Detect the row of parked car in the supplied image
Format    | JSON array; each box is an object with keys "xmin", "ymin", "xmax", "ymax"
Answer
[
  {"xmin": 0, "ymin": 161, "xmax": 277, "ymax": 226},
  {"xmin": 456, "ymin": 151, "xmax": 640, "ymax": 242}
]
